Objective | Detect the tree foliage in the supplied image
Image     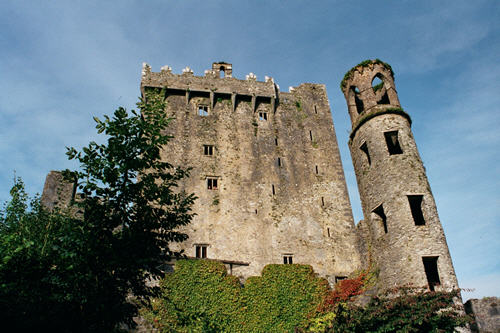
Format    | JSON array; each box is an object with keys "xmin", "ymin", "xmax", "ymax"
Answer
[{"xmin": 0, "ymin": 94, "xmax": 195, "ymax": 331}]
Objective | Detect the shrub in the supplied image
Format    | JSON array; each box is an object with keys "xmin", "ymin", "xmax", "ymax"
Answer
[{"xmin": 143, "ymin": 261, "xmax": 329, "ymax": 332}]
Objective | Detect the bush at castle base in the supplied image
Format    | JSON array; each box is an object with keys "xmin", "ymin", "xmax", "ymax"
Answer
[{"xmin": 142, "ymin": 260, "xmax": 328, "ymax": 332}]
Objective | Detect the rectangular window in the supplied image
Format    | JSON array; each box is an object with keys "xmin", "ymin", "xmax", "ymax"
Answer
[
  {"xmin": 207, "ymin": 178, "xmax": 218, "ymax": 190},
  {"xmin": 309, "ymin": 130, "xmax": 313, "ymax": 141},
  {"xmin": 259, "ymin": 112, "xmax": 268, "ymax": 121},
  {"xmin": 272, "ymin": 184, "xmax": 275, "ymax": 196},
  {"xmin": 198, "ymin": 105, "xmax": 209, "ymax": 116},
  {"xmin": 195, "ymin": 245, "xmax": 208, "ymax": 258},
  {"xmin": 422, "ymin": 257, "xmax": 440, "ymax": 291},
  {"xmin": 275, "ymin": 137, "xmax": 278, "ymax": 146},
  {"xmin": 408, "ymin": 195, "xmax": 425, "ymax": 225},
  {"xmin": 321, "ymin": 197, "xmax": 325, "ymax": 206},
  {"xmin": 315, "ymin": 165, "xmax": 319, "ymax": 174},
  {"xmin": 360, "ymin": 142, "xmax": 371, "ymax": 165},
  {"xmin": 277, "ymin": 157, "xmax": 281, "ymax": 167},
  {"xmin": 314, "ymin": 105, "xmax": 318, "ymax": 114},
  {"xmin": 384, "ymin": 130, "xmax": 403, "ymax": 155},
  {"xmin": 373, "ymin": 204, "xmax": 388, "ymax": 234},
  {"xmin": 203, "ymin": 145, "xmax": 214, "ymax": 156},
  {"xmin": 283, "ymin": 255, "xmax": 293, "ymax": 264},
  {"xmin": 335, "ymin": 276, "xmax": 347, "ymax": 284},
  {"xmin": 327, "ymin": 227, "xmax": 330, "ymax": 237}
]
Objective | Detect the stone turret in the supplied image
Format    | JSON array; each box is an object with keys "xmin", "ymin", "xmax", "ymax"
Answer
[{"xmin": 342, "ymin": 60, "xmax": 459, "ymax": 292}]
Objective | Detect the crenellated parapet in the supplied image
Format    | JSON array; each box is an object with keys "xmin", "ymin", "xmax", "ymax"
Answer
[{"xmin": 141, "ymin": 62, "xmax": 280, "ymax": 113}]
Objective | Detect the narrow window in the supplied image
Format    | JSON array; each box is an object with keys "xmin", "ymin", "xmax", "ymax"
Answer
[
  {"xmin": 314, "ymin": 105, "xmax": 318, "ymax": 114},
  {"xmin": 277, "ymin": 157, "xmax": 282, "ymax": 167},
  {"xmin": 220, "ymin": 67, "xmax": 225, "ymax": 78},
  {"xmin": 360, "ymin": 142, "xmax": 371, "ymax": 165},
  {"xmin": 351, "ymin": 86, "xmax": 364, "ymax": 114},
  {"xmin": 207, "ymin": 178, "xmax": 218, "ymax": 190},
  {"xmin": 198, "ymin": 105, "xmax": 209, "ymax": 116},
  {"xmin": 195, "ymin": 245, "xmax": 208, "ymax": 258},
  {"xmin": 259, "ymin": 112, "xmax": 268, "ymax": 121},
  {"xmin": 373, "ymin": 204, "xmax": 388, "ymax": 234},
  {"xmin": 335, "ymin": 276, "xmax": 347, "ymax": 284},
  {"xmin": 384, "ymin": 130, "xmax": 403, "ymax": 155},
  {"xmin": 422, "ymin": 257, "xmax": 440, "ymax": 291},
  {"xmin": 327, "ymin": 227, "xmax": 330, "ymax": 237},
  {"xmin": 275, "ymin": 138, "xmax": 278, "ymax": 146},
  {"xmin": 315, "ymin": 165, "xmax": 319, "ymax": 174},
  {"xmin": 283, "ymin": 255, "xmax": 293, "ymax": 264},
  {"xmin": 255, "ymin": 209, "xmax": 258, "ymax": 214},
  {"xmin": 321, "ymin": 197, "xmax": 325, "ymax": 206},
  {"xmin": 272, "ymin": 184, "xmax": 275, "ymax": 196},
  {"xmin": 309, "ymin": 130, "xmax": 313, "ymax": 141},
  {"xmin": 203, "ymin": 145, "xmax": 214, "ymax": 156},
  {"xmin": 408, "ymin": 195, "xmax": 425, "ymax": 225}
]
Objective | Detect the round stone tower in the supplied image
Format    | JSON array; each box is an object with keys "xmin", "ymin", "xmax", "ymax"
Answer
[{"xmin": 341, "ymin": 60, "xmax": 459, "ymax": 292}]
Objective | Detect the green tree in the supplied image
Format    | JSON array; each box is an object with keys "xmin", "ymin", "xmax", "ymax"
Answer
[{"xmin": 0, "ymin": 94, "xmax": 195, "ymax": 331}]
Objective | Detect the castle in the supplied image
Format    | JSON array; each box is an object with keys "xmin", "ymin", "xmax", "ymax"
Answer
[{"xmin": 42, "ymin": 60, "xmax": 459, "ymax": 292}]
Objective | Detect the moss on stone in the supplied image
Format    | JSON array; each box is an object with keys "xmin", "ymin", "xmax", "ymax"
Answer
[
  {"xmin": 340, "ymin": 59, "xmax": 394, "ymax": 91},
  {"xmin": 349, "ymin": 107, "xmax": 411, "ymax": 142}
]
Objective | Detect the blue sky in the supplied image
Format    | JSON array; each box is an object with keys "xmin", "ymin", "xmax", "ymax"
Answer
[{"xmin": 0, "ymin": 1, "xmax": 498, "ymax": 300}]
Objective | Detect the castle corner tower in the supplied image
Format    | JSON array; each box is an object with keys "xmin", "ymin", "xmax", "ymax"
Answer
[{"xmin": 341, "ymin": 60, "xmax": 459, "ymax": 292}]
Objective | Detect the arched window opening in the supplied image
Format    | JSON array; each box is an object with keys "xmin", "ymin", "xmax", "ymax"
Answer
[
  {"xmin": 372, "ymin": 74, "xmax": 390, "ymax": 105},
  {"xmin": 220, "ymin": 66, "xmax": 225, "ymax": 78},
  {"xmin": 372, "ymin": 75, "xmax": 384, "ymax": 92},
  {"xmin": 351, "ymin": 86, "xmax": 364, "ymax": 114}
]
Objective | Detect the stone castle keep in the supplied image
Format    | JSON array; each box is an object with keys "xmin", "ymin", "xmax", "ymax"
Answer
[{"xmin": 43, "ymin": 60, "xmax": 459, "ymax": 292}]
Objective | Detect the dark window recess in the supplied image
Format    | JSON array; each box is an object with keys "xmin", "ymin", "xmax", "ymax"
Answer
[
  {"xmin": 373, "ymin": 204, "xmax": 388, "ymax": 234},
  {"xmin": 360, "ymin": 142, "xmax": 371, "ymax": 165},
  {"xmin": 198, "ymin": 105, "xmax": 209, "ymax": 116},
  {"xmin": 272, "ymin": 184, "xmax": 275, "ymax": 196},
  {"xmin": 378, "ymin": 91, "xmax": 390, "ymax": 105},
  {"xmin": 408, "ymin": 195, "xmax": 425, "ymax": 225},
  {"xmin": 422, "ymin": 257, "xmax": 441, "ymax": 291},
  {"xmin": 315, "ymin": 165, "xmax": 319, "ymax": 174},
  {"xmin": 255, "ymin": 209, "xmax": 258, "ymax": 214},
  {"xmin": 314, "ymin": 105, "xmax": 318, "ymax": 114},
  {"xmin": 203, "ymin": 145, "xmax": 214, "ymax": 156},
  {"xmin": 327, "ymin": 227, "xmax": 330, "ymax": 237},
  {"xmin": 309, "ymin": 130, "xmax": 313, "ymax": 141},
  {"xmin": 275, "ymin": 138, "xmax": 278, "ymax": 146},
  {"xmin": 321, "ymin": 197, "xmax": 325, "ymax": 206},
  {"xmin": 259, "ymin": 112, "xmax": 268, "ymax": 121},
  {"xmin": 207, "ymin": 178, "xmax": 218, "ymax": 190},
  {"xmin": 283, "ymin": 255, "xmax": 293, "ymax": 264},
  {"xmin": 335, "ymin": 276, "xmax": 347, "ymax": 284},
  {"xmin": 195, "ymin": 245, "xmax": 207, "ymax": 258},
  {"xmin": 277, "ymin": 157, "xmax": 281, "ymax": 167},
  {"xmin": 351, "ymin": 86, "xmax": 364, "ymax": 114},
  {"xmin": 384, "ymin": 131, "xmax": 403, "ymax": 155}
]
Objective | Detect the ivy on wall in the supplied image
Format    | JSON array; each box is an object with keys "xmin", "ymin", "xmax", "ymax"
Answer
[{"xmin": 142, "ymin": 260, "xmax": 328, "ymax": 332}]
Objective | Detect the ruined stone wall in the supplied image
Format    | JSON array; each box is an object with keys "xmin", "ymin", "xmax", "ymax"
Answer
[
  {"xmin": 465, "ymin": 297, "xmax": 500, "ymax": 333},
  {"xmin": 142, "ymin": 63, "xmax": 361, "ymax": 283},
  {"xmin": 342, "ymin": 61, "xmax": 459, "ymax": 292}
]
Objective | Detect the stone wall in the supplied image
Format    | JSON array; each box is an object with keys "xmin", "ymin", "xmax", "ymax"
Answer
[
  {"xmin": 142, "ymin": 62, "xmax": 361, "ymax": 284},
  {"xmin": 465, "ymin": 297, "xmax": 500, "ymax": 333}
]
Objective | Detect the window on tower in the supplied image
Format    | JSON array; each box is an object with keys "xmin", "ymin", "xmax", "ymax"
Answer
[
  {"xmin": 373, "ymin": 204, "xmax": 388, "ymax": 234},
  {"xmin": 195, "ymin": 244, "xmax": 208, "ymax": 258},
  {"xmin": 283, "ymin": 254, "xmax": 293, "ymax": 264},
  {"xmin": 384, "ymin": 130, "xmax": 403, "ymax": 155},
  {"xmin": 259, "ymin": 112, "xmax": 268, "ymax": 121},
  {"xmin": 408, "ymin": 195, "xmax": 425, "ymax": 225},
  {"xmin": 422, "ymin": 257, "xmax": 440, "ymax": 291},
  {"xmin": 207, "ymin": 177, "xmax": 218, "ymax": 190},
  {"xmin": 198, "ymin": 105, "xmax": 209, "ymax": 116},
  {"xmin": 203, "ymin": 145, "xmax": 214, "ymax": 156},
  {"xmin": 360, "ymin": 142, "xmax": 371, "ymax": 166}
]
